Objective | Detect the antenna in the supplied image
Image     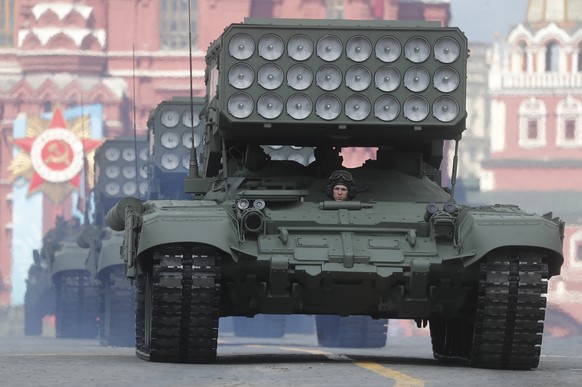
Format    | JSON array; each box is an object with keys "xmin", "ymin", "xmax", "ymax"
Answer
[
  {"xmin": 132, "ymin": 45, "xmax": 140, "ymax": 195},
  {"xmin": 187, "ymin": 0, "xmax": 200, "ymax": 179},
  {"xmin": 450, "ymin": 138, "xmax": 459, "ymax": 200},
  {"xmin": 80, "ymin": 96, "xmax": 90, "ymax": 225}
]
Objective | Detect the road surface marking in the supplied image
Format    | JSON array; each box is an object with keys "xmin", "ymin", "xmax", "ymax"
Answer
[
  {"xmin": 248, "ymin": 345, "xmax": 425, "ymax": 386},
  {"xmin": 355, "ymin": 361, "xmax": 425, "ymax": 387},
  {"xmin": 248, "ymin": 344, "xmax": 333, "ymax": 356}
]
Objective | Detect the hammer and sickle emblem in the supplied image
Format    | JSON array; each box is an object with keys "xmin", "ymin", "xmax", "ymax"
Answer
[{"xmin": 43, "ymin": 141, "xmax": 71, "ymax": 166}]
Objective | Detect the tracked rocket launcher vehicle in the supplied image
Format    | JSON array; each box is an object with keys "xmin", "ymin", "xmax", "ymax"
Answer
[{"xmin": 108, "ymin": 18, "xmax": 564, "ymax": 369}]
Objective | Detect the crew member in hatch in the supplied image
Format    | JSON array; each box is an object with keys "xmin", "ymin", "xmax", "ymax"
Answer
[{"xmin": 326, "ymin": 170, "xmax": 356, "ymax": 201}]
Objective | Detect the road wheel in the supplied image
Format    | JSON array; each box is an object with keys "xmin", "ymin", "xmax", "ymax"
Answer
[
  {"xmin": 100, "ymin": 266, "xmax": 135, "ymax": 347},
  {"xmin": 55, "ymin": 272, "xmax": 98, "ymax": 339}
]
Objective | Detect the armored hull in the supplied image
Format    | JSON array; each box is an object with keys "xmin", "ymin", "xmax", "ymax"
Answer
[{"xmin": 113, "ymin": 168, "xmax": 562, "ymax": 367}]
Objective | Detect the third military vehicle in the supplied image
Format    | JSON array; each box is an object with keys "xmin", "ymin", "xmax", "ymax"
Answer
[
  {"xmin": 108, "ymin": 19, "xmax": 564, "ymax": 369},
  {"xmin": 32, "ymin": 216, "xmax": 98, "ymax": 338},
  {"xmin": 78, "ymin": 138, "xmax": 149, "ymax": 346}
]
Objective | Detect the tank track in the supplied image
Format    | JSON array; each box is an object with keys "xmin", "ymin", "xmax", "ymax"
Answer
[
  {"xmin": 430, "ymin": 250, "xmax": 548, "ymax": 369},
  {"xmin": 56, "ymin": 273, "xmax": 98, "ymax": 339},
  {"xmin": 24, "ymin": 299, "xmax": 43, "ymax": 336},
  {"xmin": 470, "ymin": 250, "xmax": 548, "ymax": 369},
  {"xmin": 24, "ymin": 274, "xmax": 51, "ymax": 336},
  {"xmin": 100, "ymin": 266, "xmax": 136, "ymax": 347},
  {"xmin": 136, "ymin": 245, "xmax": 221, "ymax": 363}
]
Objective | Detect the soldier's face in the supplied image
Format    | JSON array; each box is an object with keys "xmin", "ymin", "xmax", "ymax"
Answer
[{"xmin": 333, "ymin": 184, "xmax": 348, "ymax": 201}]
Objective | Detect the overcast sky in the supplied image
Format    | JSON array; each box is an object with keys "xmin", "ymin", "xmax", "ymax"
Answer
[{"xmin": 450, "ymin": 0, "xmax": 529, "ymax": 43}]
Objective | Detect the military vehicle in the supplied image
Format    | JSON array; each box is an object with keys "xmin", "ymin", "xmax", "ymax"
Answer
[
  {"xmin": 24, "ymin": 216, "xmax": 98, "ymax": 338},
  {"xmin": 77, "ymin": 138, "xmax": 149, "ymax": 346},
  {"xmin": 144, "ymin": 97, "xmax": 205, "ymax": 201},
  {"xmin": 108, "ymin": 19, "xmax": 564, "ymax": 369}
]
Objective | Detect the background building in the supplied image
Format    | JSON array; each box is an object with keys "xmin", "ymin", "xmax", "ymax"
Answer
[
  {"xmin": 453, "ymin": 42, "xmax": 492, "ymax": 192},
  {"xmin": 479, "ymin": 0, "xmax": 582, "ymax": 333}
]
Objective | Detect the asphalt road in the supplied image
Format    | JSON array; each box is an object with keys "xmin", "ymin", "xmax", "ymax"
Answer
[{"xmin": 1, "ymin": 332, "xmax": 581, "ymax": 387}]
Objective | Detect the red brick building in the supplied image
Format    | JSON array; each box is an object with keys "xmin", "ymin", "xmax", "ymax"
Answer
[
  {"xmin": 482, "ymin": 0, "xmax": 582, "ymax": 334},
  {"xmin": 0, "ymin": 0, "xmax": 451, "ymax": 305}
]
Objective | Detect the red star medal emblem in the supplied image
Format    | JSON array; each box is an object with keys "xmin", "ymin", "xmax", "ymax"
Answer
[{"xmin": 10, "ymin": 107, "xmax": 102, "ymax": 203}]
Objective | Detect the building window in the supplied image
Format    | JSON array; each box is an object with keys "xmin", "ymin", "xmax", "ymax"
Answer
[
  {"xmin": 42, "ymin": 101, "xmax": 52, "ymax": 114},
  {"xmin": 556, "ymin": 96, "xmax": 582, "ymax": 148},
  {"xmin": 578, "ymin": 43, "xmax": 582, "ymax": 72},
  {"xmin": 160, "ymin": 0, "xmax": 198, "ymax": 50},
  {"xmin": 250, "ymin": 0, "xmax": 274, "ymax": 17},
  {"xmin": 518, "ymin": 98, "xmax": 546, "ymax": 148},
  {"xmin": 519, "ymin": 41, "xmax": 528, "ymax": 72},
  {"xmin": 545, "ymin": 41, "xmax": 560, "ymax": 72},
  {"xmin": 326, "ymin": 0, "xmax": 344, "ymax": 19},
  {"xmin": 527, "ymin": 120, "xmax": 538, "ymax": 139},
  {"xmin": 570, "ymin": 232, "xmax": 582, "ymax": 265},
  {"xmin": 565, "ymin": 120, "xmax": 576, "ymax": 139},
  {"xmin": 0, "ymin": 0, "xmax": 14, "ymax": 48}
]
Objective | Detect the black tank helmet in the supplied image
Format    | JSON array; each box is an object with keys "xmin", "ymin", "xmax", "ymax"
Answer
[{"xmin": 325, "ymin": 170, "xmax": 356, "ymax": 200}]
